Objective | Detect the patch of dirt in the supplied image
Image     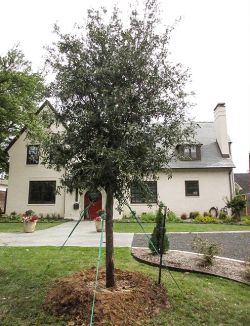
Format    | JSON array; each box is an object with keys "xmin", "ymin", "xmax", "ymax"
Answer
[
  {"xmin": 44, "ymin": 268, "xmax": 169, "ymax": 326},
  {"xmin": 132, "ymin": 248, "xmax": 250, "ymax": 285}
]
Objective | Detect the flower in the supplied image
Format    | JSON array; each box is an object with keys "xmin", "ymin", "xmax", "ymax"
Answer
[
  {"xmin": 95, "ymin": 216, "xmax": 102, "ymax": 221},
  {"xmin": 21, "ymin": 210, "xmax": 38, "ymax": 223}
]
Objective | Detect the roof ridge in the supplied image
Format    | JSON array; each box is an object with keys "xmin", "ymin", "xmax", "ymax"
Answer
[{"xmin": 196, "ymin": 121, "xmax": 214, "ymax": 123}]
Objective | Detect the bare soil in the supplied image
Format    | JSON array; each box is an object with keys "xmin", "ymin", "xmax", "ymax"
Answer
[
  {"xmin": 132, "ymin": 248, "xmax": 250, "ymax": 285},
  {"xmin": 44, "ymin": 268, "xmax": 169, "ymax": 326}
]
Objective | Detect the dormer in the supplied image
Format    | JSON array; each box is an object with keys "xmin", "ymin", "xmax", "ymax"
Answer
[{"xmin": 177, "ymin": 144, "xmax": 202, "ymax": 161}]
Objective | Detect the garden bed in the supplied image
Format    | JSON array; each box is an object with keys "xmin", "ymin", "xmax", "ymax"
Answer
[{"xmin": 132, "ymin": 248, "xmax": 250, "ymax": 285}]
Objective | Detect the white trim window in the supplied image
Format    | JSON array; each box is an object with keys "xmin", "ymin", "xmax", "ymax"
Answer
[
  {"xmin": 185, "ymin": 180, "xmax": 199, "ymax": 196},
  {"xmin": 28, "ymin": 181, "xmax": 56, "ymax": 204}
]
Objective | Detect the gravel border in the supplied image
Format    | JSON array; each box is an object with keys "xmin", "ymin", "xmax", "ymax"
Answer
[{"xmin": 131, "ymin": 248, "xmax": 250, "ymax": 285}]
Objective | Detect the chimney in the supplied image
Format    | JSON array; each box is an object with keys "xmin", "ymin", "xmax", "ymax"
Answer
[{"xmin": 214, "ymin": 103, "xmax": 230, "ymax": 158}]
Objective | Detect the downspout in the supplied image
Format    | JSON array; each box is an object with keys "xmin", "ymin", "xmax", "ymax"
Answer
[
  {"xmin": 3, "ymin": 189, "xmax": 8, "ymax": 214},
  {"xmin": 228, "ymin": 168, "xmax": 234, "ymax": 200}
]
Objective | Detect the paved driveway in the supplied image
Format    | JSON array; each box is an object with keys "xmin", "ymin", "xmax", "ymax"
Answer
[
  {"xmin": 132, "ymin": 232, "xmax": 250, "ymax": 261},
  {"xmin": 0, "ymin": 221, "xmax": 133, "ymax": 247}
]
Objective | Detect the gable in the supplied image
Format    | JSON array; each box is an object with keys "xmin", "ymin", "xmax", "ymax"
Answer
[{"xmin": 6, "ymin": 100, "xmax": 63, "ymax": 153}]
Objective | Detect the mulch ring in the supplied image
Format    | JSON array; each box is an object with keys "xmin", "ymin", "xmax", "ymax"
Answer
[{"xmin": 44, "ymin": 267, "xmax": 169, "ymax": 326}]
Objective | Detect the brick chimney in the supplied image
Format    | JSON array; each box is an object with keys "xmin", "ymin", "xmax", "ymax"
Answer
[{"xmin": 214, "ymin": 103, "xmax": 230, "ymax": 158}]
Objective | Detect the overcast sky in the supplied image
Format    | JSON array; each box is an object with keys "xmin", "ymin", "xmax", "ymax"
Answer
[{"xmin": 1, "ymin": 0, "xmax": 249, "ymax": 172}]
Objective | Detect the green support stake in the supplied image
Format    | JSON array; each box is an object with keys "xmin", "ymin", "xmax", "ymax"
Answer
[
  {"xmin": 90, "ymin": 212, "xmax": 105, "ymax": 326},
  {"xmin": 158, "ymin": 206, "xmax": 167, "ymax": 285}
]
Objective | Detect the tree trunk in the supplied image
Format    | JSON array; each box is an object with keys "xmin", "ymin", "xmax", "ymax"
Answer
[{"xmin": 105, "ymin": 187, "xmax": 115, "ymax": 288}]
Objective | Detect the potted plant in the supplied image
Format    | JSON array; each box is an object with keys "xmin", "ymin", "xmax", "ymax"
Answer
[
  {"xmin": 21, "ymin": 210, "xmax": 38, "ymax": 233},
  {"xmin": 95, "ymin": 209, "xmax": 105, "ymax": 232}
]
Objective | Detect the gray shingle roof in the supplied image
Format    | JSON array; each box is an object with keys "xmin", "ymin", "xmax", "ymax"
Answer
[
  {"xmin": 169, "ymin": 122, "xmax": 235, "ymax": 169},
  {"xmin": 234, "ymin": 173, "xmax": 249, "ymax": 193}
]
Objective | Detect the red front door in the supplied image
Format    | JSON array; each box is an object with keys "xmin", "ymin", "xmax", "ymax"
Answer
[{"xmin": 84, "ymin": 191, "xmax": 102, "ymax": 220}]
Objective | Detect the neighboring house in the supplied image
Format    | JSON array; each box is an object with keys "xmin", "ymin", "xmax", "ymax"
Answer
[
  {"xmin": 234, "ymin": 173, "xmax": 249, "ymax": 194},
  {"xmin": 0, "ymin": 178, "xmax": 8, "ymax": 213},
  {"xmin": 234, "ymin": 153, "xmax": 250, "ymax": 215},
  {"xmin": 5, "ymin": 101, "xmax": 235, "ymax": 219}
]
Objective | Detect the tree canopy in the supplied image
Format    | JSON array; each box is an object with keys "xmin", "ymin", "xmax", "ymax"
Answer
[
  {"xmin": 44, "ymin": 1, "xmax": 194, "ymax": 199},
  {"xmin": 43, "ymin": 0, "xmax": 195, "ymax": 287},
  {"xmin": 0, "ymin": 46, "xmax": 46, "ymax": 174}
]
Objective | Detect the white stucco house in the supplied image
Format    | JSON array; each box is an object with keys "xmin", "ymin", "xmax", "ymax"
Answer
[{"xmin": 5, "ymin": 101, "xmax": 235, "ymax": 220}]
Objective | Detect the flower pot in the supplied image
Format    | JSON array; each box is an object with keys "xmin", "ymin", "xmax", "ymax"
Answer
[
  {"xmin": 23, "ymin": 221, "xmax": 37, "ymax": 233},
  {"xmin": 95, "ymin": 220, "xmax": 103, "ymax": 232}
]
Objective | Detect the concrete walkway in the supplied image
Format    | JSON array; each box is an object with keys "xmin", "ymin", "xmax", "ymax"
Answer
[{"xmin": 0, "ymin": 221, "xmax": 134, "ymax": 247}]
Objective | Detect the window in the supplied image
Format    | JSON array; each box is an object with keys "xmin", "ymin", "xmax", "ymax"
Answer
[
  {"xmin": 178, "ymin": 145, "xmax": 201, "ymax": 161},
  {"xmin": 28, "ymin": 181, "xmax": 56, "ymax": 204},
  {"xmin": 131, "ymin": 181, "xmax": 157, "ymax": 203},
  {"xmin": 185, "ymin": 181, "xmax": 199, "ymax": 196},
  {"xmin": 26, "ymin": 145, "xmax": 39, "ymax": 164}
]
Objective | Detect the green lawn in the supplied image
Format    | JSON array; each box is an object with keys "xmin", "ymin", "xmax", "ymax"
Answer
[
  {"xmin": 0, "ymin": 222, "xmax": 65, "ymax": 233},
  {"xmin": 0, "ymin": 247, "xmax": 249, "ymax": 325},
  {"xmin": 113, "ymin": 222, "xmax": 250, "ymax": 233}
]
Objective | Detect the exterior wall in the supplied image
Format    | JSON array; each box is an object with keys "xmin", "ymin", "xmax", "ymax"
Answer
[
  {"xmin": 120, "ymin": 168, "xmax": 232, "ymax": 217},
  {"xmin": 6, "ymin": 131, "xmax": 66, "ymax": 216},
  {"xmin": 6, "ymin": 131, "xmax": 233, "ymax": 219}
]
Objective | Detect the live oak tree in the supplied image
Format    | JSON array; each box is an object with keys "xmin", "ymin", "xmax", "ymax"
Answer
[
  {"xmin": 43, "ymin": 0, "xmax": 195, "ymax": 287},
  {"xmin": 0, "ymin": 46, "xmax": 46, "ymax": 174}
]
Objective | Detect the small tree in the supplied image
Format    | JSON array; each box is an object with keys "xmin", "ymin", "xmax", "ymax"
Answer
[
  {"xmin": 149, "ymin": 204, "xmax": 169, "ymax": 254},
  {"xmin": 226, "ymin": 195, "xmax": 246, "ymax": 222}
]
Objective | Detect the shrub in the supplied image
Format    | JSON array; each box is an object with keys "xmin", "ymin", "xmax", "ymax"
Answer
[
  {"xmin": 149, "ymin": 204, "xmax": 169, "ymax": 254},
  {"xmin": 223, "ymin": 216, "xmax": 233, "ymax": 224},
  {"xmin": 192, "ymin": 236, "xmax": 219, "ymax": 266},
  {"xmin": 194, "ymin": 215, "xmax": 220, "ymax": 224},
  {"xmin": 218, "ymin": 211, "xmax": 228, "ymax": 220},
  {"xmin": 203, "ymin": 211, "xmax": 212, "ymax": 217},
  {"xmin": 118, "ymin": 214, "xmax": 136, "ymax": 223},
  {"xmin": 242, "ymin": 216, "xmax": 250, "ymax": 225},
  {"xmin": 140, "ymin": 212, "xmax": 156, "ymax": 222},
  {"xmin": 2, "ymin": 212, "xmax": 21, "ymax": 222},
  {"xmin": 189, "ymin": 211, "xmax": 200, "ymax": 219},
  {"xmin": 226, "ymin": 195, "xmax": 246, "ymax": 222},
  {"xmin": 180, "ymin": 213, "xmax": 187, "ymax": 220},
  {"xmin": 167, "ymin": 211, "xmax": 178, "ymax": 222}
]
